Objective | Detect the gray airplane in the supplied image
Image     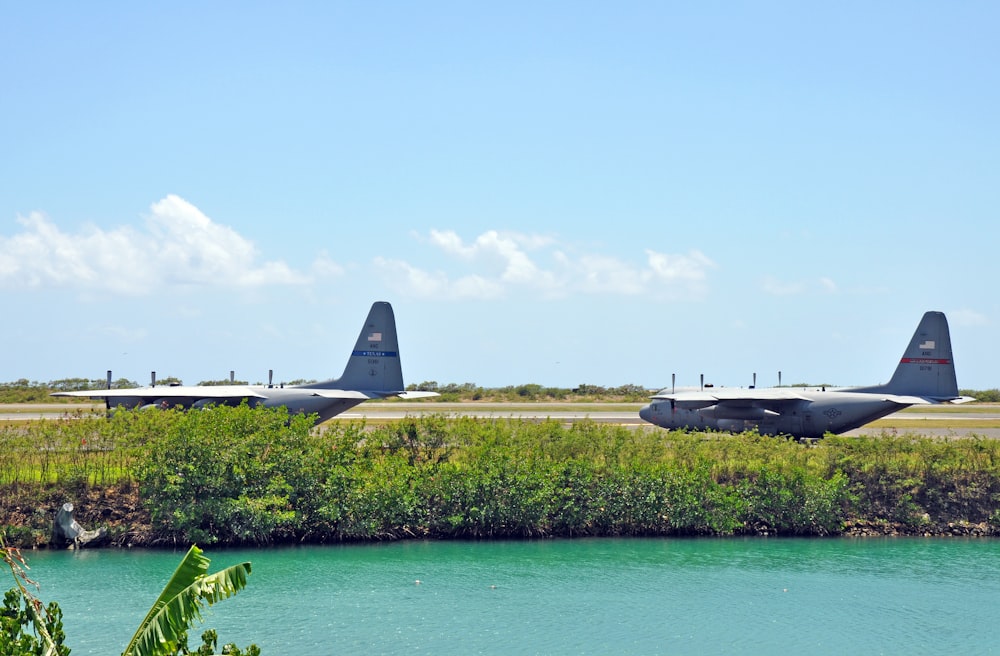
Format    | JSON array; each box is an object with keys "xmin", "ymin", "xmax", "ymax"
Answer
[
  {"xmin": 639, "ymin": 311, "xmax": 974, "ymax": 438},
  {"xmin": 53, "ymin": 301, "xmax": 438, "ymax": 424}
]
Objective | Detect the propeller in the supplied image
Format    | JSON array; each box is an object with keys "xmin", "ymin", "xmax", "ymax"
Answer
[{"xmin": 105, "ymin": 370, "xmax": 112, "ymax": 414}]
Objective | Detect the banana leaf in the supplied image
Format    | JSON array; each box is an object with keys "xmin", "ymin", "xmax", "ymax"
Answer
[{"xmin": 121, "ymin": 544, "xmax": 251, "ymax": 656}]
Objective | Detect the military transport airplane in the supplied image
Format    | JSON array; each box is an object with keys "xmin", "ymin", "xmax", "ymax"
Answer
[
  {"xmin": 52, "ymin": 301, "xmax": 438, "ymax": 424},
  {"xmin": 639, "ymin": 311, "xmax": 974, "ymax": 439}
]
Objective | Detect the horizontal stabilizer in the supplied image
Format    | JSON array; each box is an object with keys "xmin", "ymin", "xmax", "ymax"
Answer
[
  {"xmin": 879, "ymin": 394, "xmax": 932, "ymax": 406},
  {"xmin": 308, "ymin": 389, "xmax": 441, "ymax": 401},
  {"xmin": 397, "ymin": 391, "xmax": 441, "ymax": 399},
  {"xmin": 308, "ymin": 389, "xmax": 377, "ymax": 400}
]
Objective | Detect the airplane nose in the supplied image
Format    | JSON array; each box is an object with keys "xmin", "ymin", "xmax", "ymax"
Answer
[{"xmin": 639, "ymin": 404, "xmax": 651, "ymax": 422}]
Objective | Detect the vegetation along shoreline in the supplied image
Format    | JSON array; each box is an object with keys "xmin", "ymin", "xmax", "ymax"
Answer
[{"xmin": 2, "ymin": 403, "xmax": 1000, "ymax": 548}]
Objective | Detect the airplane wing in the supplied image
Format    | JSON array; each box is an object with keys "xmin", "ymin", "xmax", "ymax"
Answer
[
  {"xmin": 54, "ymin": 386, "xmax": 440, "ymax": 405},
  {"xmin": 52, "ymin": 390, "xmax": 113, "ymax": 399},
  {"xmin": 651, "ymin": 388, "xmax": 811, "ymax": 411},
  {"xmin": 651, "ymin": 388, "xmax": 938, "ymax": 421},
  {"xmin": 52, "ymin": 386, "xmax": 268, "ymax": 400}
]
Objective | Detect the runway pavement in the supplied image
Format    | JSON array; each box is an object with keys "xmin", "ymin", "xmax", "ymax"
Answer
[{"xmin": 336, "ymin": 402, "xmax": 648, "ymax": 425}]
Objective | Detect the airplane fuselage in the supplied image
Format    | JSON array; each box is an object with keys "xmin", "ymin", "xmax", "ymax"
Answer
[
  {"xmin": 106, "ymin": 385, "xmax": 370, "ymax": 424},
  {"xmin": 639, "ymin": 391, "xmax": 908, "ymax": 439}
]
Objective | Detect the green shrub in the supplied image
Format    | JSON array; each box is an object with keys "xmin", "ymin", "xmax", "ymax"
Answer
[
  {"xmin": 137, "ymin": 405, "xmax": 320, "ymax": 544},
  {"xmin": 4, "ymin": 408, "xmax": 1000, "ymax": 544}
]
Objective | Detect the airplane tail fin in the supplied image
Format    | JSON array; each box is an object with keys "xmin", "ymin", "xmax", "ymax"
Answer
[
  {"xmin": 308, "ymin": 301, "xmax": 406, "ymax": 394},
  {"xmin": 854, "ymin": 311, "xmax": 963, "ymax": 401}
]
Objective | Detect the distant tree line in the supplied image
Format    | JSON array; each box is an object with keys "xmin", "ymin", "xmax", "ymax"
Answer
[
  {"xmin": 2, "ymin": 378, "xmax": 998, "ymax": 404},
  {"xmin": 406, "ymin": 381, "xmax": 652, "ymax": 402}
]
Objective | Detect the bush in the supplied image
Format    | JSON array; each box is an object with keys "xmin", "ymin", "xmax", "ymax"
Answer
[
  {"xmin": 5, "ymin": 408, "xmax": 1000, "ymax": 544},
  {"xmin": 137, "ymin": 405, "xmax": 322, "ymax": 545}
]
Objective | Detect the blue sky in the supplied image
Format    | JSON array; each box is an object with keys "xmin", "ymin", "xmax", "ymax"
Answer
[{"xmin": 1, "ymin": 2, "xmax": 997, "ymax": 391}]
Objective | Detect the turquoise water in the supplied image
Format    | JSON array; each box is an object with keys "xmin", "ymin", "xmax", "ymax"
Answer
[{"xmin": 22, "ymin": 538, "xmax": 1000, "ymax": 655}]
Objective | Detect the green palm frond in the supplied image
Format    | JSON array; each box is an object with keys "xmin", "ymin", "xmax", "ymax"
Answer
[{"xmin": 121, "ymin": 545, "xmax": 252, "ymax": 656}]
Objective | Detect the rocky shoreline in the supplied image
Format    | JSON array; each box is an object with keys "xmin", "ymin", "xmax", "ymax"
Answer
[
  {"xmin": 841, "ymin": 519, "xmax": 999, "ymax": 538},
  {"xmin": 4, "ymin": 493, "xmax": 997, "ymax": 549}
]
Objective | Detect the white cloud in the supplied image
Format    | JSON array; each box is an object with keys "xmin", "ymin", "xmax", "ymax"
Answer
[
  {"xmin": 428, "ymin": 229, "xmax": 476, "ymax": 258},
  {"xmin": 374, "ymin": 256, "xmax": 505, "ymax": 300},
  {"xmin": 948, "ymin": 308, "xmax": 990, "ymax": 327},
  {"xmin": 377, "ymin": 230, "xmax": 715, "ymax": 300},
  {"xmin": 0, "ymin": 195, "xmax": 320, "ymax": 295},
  {"xmin": 576, "ymin": 253, "xmax": 647, "ymax": 295},
  {"xmin": 645, "ymin": 249, "xmax": 714, "ymax": 282},
  {"xmin": 310, "ymin": 251, "xmax": 346, "ymax": 278},
  {"xmin": 426, "ymin": 229, "xmax": 558, "ymax": 288}
]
